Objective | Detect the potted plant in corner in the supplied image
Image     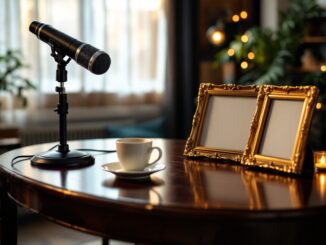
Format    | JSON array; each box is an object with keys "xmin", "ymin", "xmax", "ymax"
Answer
[
  {"xmin": 0, "ymin": 49, "xmax": 35, "ymax": 112},
  {"xmin": 214, "ymin": 0, "xmax": 326, "ymax": 149}
]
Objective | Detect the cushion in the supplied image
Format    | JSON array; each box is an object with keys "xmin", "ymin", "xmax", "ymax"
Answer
[{"xmin": 107, "ymin": 117, "xmax": 166, "ymax": 138}]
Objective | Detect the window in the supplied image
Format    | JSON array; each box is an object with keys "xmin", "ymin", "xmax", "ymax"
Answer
[{"xmin": 1, "ymin": 0, "xmax": 166, "ymax": 96}]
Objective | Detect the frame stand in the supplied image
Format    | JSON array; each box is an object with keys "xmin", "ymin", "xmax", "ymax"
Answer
[{"xmin": 31, "ymin": 47, "xmax": 94, "ymax": 168}]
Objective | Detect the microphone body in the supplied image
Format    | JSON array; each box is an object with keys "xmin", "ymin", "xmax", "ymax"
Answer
[{"xmin": 29, "ymin": 21, "xmax": 110, "ymax": 75}]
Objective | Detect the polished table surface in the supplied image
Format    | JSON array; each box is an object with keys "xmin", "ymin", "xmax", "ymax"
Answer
[{"xmin": 1, "ymin": 138, "xmax": 326, "ymax": 244}]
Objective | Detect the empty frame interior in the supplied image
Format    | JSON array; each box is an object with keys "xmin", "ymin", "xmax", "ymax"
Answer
[
  {"xmin": 184, "ymin": 84, "xmax": 258, "ymax": 162},
  {"xmin": 242, "ymin": 86, "xmax": 319, "ymax": 174},
  {"xmin": 198, "ymin": 96, "xmax": 257, "ymax": 151},
  {"xmin": 258, "ymin": 99, "xmax": 304, "ymax": 159}
]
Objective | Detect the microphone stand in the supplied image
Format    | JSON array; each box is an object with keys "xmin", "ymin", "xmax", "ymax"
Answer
[
  {"xmin": 53, "ymin": 48, "xmax": 71, "ymax": 154},
  {"xmin": 31, "ymin": 46, "xmax": 94, "ymax": 168}
]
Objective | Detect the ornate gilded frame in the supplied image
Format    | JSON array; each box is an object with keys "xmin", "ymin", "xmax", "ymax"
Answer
[
  {"xmin": 242, "ymin": 85, "xmax": 319, "ymax": 174},
  {"xmin": 184, "ymin": 83, "xmax": 259, "ymax": 162}
]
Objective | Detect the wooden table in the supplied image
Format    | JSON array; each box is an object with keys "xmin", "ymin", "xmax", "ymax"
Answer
[{"xmin": 1, "ymin": 139, "xmax": 326, "ymax": 244}]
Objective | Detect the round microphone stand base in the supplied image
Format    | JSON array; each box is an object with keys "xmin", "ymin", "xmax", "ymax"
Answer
[{"xmin": 31, "ymin": 150, "xmax": 95, "ymax": 169}]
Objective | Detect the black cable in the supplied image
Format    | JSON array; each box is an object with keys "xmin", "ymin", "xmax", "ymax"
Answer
[
  {"xmin": 11, "ymin": 144, "xmax": 59, "ymax": 167},
  {"xmin": 48, "ymin": 144, "xmax": 59, "ymax": 151},
  {"xmin": 11, "ymin": 155, "xmax": 34, "ymax": 168}
]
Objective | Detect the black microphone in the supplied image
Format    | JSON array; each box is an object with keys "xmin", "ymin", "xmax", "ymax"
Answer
[{"xmin": 29, "ymin": 21, "xmax": 110, "ymax": 75}]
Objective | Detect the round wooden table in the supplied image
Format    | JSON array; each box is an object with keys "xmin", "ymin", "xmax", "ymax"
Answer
[{"xmin": 1, "ymin": 138, "xmax": 326, "ymax": 244}]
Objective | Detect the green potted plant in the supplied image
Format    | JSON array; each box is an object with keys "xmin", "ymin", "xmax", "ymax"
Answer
[
  {"xmin": 214, "ymin": 0, "xmax": 326, "ymax": 148},
  {"xmin": 0, "ymin": 49, "xmax": 35, "ymax": 109},
  {"xmin": 214, "ymin": 0, "xmax": 322, "ymax": 85}
]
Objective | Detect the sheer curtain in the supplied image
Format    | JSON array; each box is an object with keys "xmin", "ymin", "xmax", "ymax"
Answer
[{"xmin": 0, "ymin": 0, "xmax": 167, "ymax": 108}]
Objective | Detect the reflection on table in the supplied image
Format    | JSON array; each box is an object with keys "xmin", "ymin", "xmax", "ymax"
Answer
[{"xmin": 184, "ymin": 158, "xmax": 326, "ymax": 210}]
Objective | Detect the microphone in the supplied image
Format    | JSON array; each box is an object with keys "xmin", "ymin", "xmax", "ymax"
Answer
[{"xmin": 29, "ymin": 21, "xmax": 110, "ymax": 75}]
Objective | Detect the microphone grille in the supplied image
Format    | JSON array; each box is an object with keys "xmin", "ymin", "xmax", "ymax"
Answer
[{"xmin": 75, "ymin": 44, "xmax": 111, "ymax": 75}]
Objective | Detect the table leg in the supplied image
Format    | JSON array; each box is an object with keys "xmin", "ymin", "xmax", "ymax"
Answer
[{"xmin": 0, "ymin": 176, "xmax": 17, "ymax": 245}]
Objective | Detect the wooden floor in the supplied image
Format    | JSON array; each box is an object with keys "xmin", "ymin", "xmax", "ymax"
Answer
[{"xmin": 17, "ymin": 209, "xmax": 132, "ymax": 245}]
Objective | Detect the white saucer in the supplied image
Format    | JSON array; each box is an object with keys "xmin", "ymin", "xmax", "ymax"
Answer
[{"xmin": 101, "ymin": 162, "xmax": 166, "ymax": 180}]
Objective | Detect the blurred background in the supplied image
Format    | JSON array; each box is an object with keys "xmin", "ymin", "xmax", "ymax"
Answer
[
  {"xmin": 0, "ymin": 0, "xmax": 326, "ymax": 150},
  {"xmin": 1, "ymin": 0, "xmax": 326, "ymax": 244}
]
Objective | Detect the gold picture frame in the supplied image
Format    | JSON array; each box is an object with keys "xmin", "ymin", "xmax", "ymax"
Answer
[
  {"xmin": 184, "ymin": 83, "xmax": 259, "ymax": 162},
  {"xmin": 242, "ymin": 85, "xmax": 319, "ymax": 175}
]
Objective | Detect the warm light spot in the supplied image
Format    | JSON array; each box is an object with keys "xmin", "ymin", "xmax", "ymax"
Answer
[
  {"xmin": 210, "ymin": 30, "xmax": 225, "ymax": 45},
  {"xmin": 315, "ymin": 152, "xmax": 326, "ymax": 170},
  {"xmin": 232, "ymin": 14, "xmax": 240, "ymax": 22},
  {"xmin": 321, "ymin": 156, "xmax": 326, "ymax": 164},
  {"xmin": 316, "ymin": 102, "xmax": 322, "ymax": 110},
  {"xmin": 319, "ymin": 174, "xmax": 326, "ymax": 199},
  {"xmin": 321, "ymin": 175, "xmax": 326, "ymax": 186},
  {"xmin": 241, "ymin": 61, "xmax": 248, "ymax": 69},
  {"xmin": 212, "ymin": 32, "xmax": 222, "ymax": 42},
  {"xmin": 248, "ymin": 52, "xmax": 255, "ymax": 60},
  {"xmin": 207, "ymin": 24, "xmax": 225, "ymax": 45},
  {"xmin": 227, "ymin": 48, "xmax": 235, "ymax": 56},
  {"xmin": 240, "ymin": 11, "xmax": 248, "ymax": 19},
  {"xmin": 241, "ymin": 34, "xmax": 249, "ymax": 43},
  {"xmin": 321, "ymin": 65, "xmax": 326, "ymax": 72},
  {"xmin": 145, "ymin": 204, "xmax": 154, "ymax": 210}
]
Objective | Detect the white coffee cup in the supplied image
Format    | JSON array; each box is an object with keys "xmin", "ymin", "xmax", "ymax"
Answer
[{"xmin": 116, "ymin": 138, "xmax": 162, "ymax": 171}]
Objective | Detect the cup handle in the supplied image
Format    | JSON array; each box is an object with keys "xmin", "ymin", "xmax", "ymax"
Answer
[{"xmin": 148, "ymin": 147, "xmax": 162, "ymax": 166}]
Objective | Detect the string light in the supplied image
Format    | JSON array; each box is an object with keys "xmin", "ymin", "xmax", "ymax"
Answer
[
  {"xmin": 207, "ymin": 23, "xmax": 225, "ymax": 46},
  {"xmin": 227, "ymin": 48, "xmax": 235, "ymax": 56},
  {"xmin": 241, "ymin": 34, "xmax": 249, "ymax": 43},
  {"xmin": 232, "ymin": 15, "xmax": 240, "ymax": 22},
  {"xmin": 248, "ymin": 52, "xmax": 255, "ymax": 60},
  {"xmin": 316, "ymin": 102, "xmax": 323, "ymax": 110},
  {"xmin": 321, "ymin": 65, "xmax": 326, "ymax": 72},
  {"xmin": 209, "ymin": 30, "xmax": 225, "ymax": 45},
  {"xmin": 241, "ymin": 61, "xmax": 248, "ymax": 69},
  {"xmin": 240, "ymin": 11, "xmax": 248, "ymax": 19}
]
